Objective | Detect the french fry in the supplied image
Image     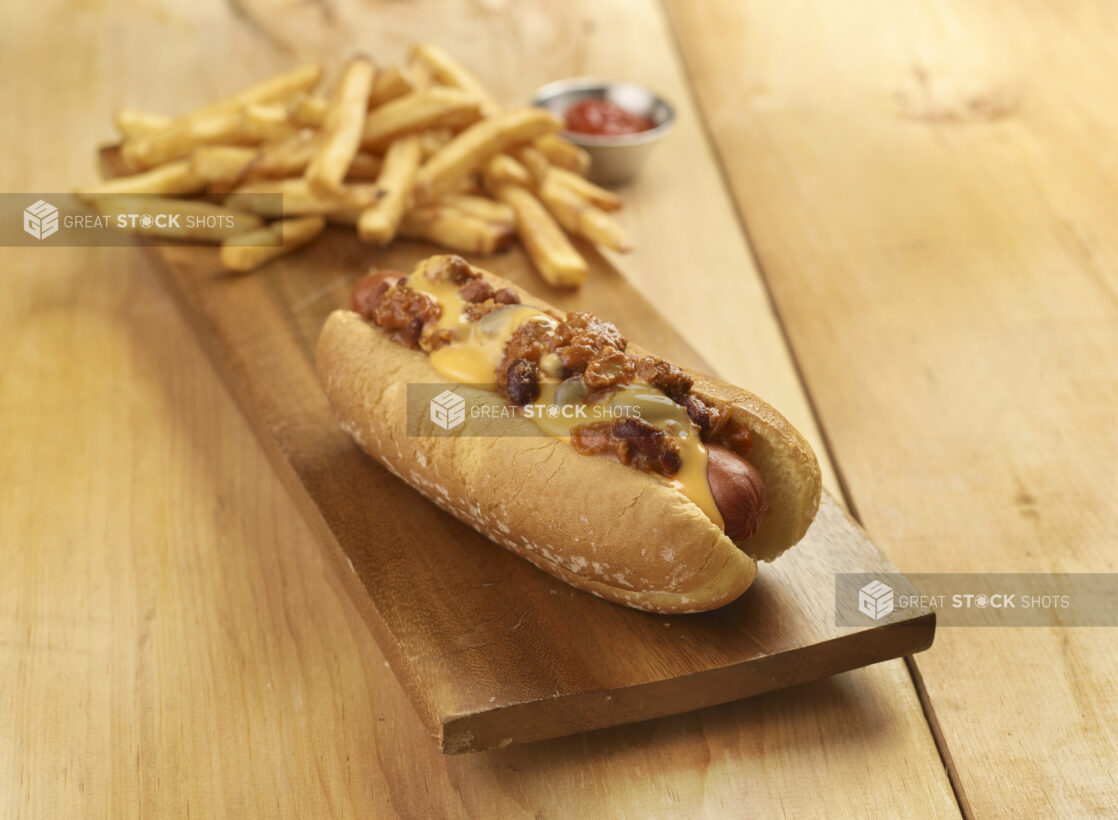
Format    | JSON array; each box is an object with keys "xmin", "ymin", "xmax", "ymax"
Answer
[
  {"xmin": 357, "ymin": 134, "xmax": 422, "ymax": 245},
  {"xmin": 121, "ymin": 108, "xmax": 243, "ymax": 167},
  {"xmin": 296, "ymin": 92, "xmax": 411, "ymax": 133},
  {"xmin": 482, "ymin": 154, "xmax": 534, "ymax": 188},
  {"xmin": 219, "ymin": 215, "xmax": 326, "ymax": 272},
  {"xmin": 87, "ymin": 47, "xmax": 633, "ymax": 274},
  {"xmin": 324, "ymin": 210, "xmax": 362, "ymax": 226},
  {"xmin": 414, "ymin": 108, "xmax": 562, "ymax": 204},
  {"xmin": 291, "ymin": 96, "xmax": 328, "ymax": 128},
  {"xmin": 120, "ymin": 106, "xmax": 293, "ymax": 168},
  {"xmin": 534, "ymin": 133, "xmax": 591, "ymax": 175},
  {"xmin": 449, "ymin": 175, "xmax": 483, "ymax": 195},
  {"xmin": 242, "ymin": 104, "xmax": 299, "ymax": 142},
  {"xmin": 306, "ymin": 56, "xmax": 376, "ymax": 194},
  {"xmin": 400, "ymin": 205, "xmax": 514, "ymax": 254},
  {"xmin": 346, "ymin": 152, "xmax": 383, "ymax": 180},
  {"xmin": 403, "ymin": 55, "xmax": 437, "ymax": 92},
  {"xmin": 438, "ymin": 193, "xmax": 515, "ymax": 227},
  {"xmin": 549, "ymin": 166, "xmax": 623, "ymax": 211},
  {"xmin": 232, "ymin": 178, "xmax": 382, "ymax": 217},
  {"xmin": 113, "ymin": 108, "xmax": 171, "ymax": 139},
  {"xmin": 248, "ymin": 130, "xmax": 319, "ymax": 178},
  {"xmin": 493, "ymin": 183, "xmax": 587, "ymax": 286},
  {"xmin": 91, "ymin": 195, "xmax": 263, "ymax": 241},
  {"xmin": 122, "ymin": 64, "xmax": 322, "ymax": 167},
  {"xmin": 417, "ymin": 127, "xmax": 454, "ymax": 159},
  {"xmin": 369, "ymin": 67, "xmax": 414, "ymax": 108},
  {"xmin": 97, "ymin": 144, "xmax": 135, "ymax": 179},
  {"xmin": 361, "ymin": 88, "xmax": 482, "ymax": 151},
  {"xmin": 190, "ymin": 146, "xmax": 258, "ymax": 188},
  {"xmin": 523, "ymin": 140, "xmax": 628, "ymax": 249},
  {"xmin": 409, "ymin": 43, "xmax": 499, "ymax": 115},
  {"xmin": 76, "ymin": 159, "xmax": 204, "ymax": 199},
  {"xmin": 513, "ymin": 144, "xmax": 551, "ymax": 184},
  {"xmin": 247, "ymin": 131, "xmax": 378, "ymax": 181},
  {"xmin": 538, "ymin": 174, "xmax": 631, "ymax": 252}
]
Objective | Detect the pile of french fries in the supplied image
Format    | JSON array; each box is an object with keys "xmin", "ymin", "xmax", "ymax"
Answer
[{"xmin": 78, "ymin": 44, "xmax": 630, "ymax": 284}]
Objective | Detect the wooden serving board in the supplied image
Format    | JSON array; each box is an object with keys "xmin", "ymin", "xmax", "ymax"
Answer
[{"xmin": 144, "ymin": 231, "xmax": 934, "ymax": 753}]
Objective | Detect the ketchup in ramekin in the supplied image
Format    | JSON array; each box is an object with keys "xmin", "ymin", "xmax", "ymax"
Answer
[{"xmin": 563, "ymin": 98, "xmax": 656, "ymax": 137}]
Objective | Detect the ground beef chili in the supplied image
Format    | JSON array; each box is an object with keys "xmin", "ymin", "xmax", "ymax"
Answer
[
  {"xmin": 497, "ymin": 311, "xmax": 633, "ymax": 401},
  {"xmin": 548, "ymin": 312, "xmax": 627, "ymax": 374},
  {"xmin": 635, "ymin": 356, "xmax": 692, "ymax": 401},
  {"xmin": 582, "ymin": 346, "xmax": 634, "ymax": 391},
  {"xmin": 571, "ymin": 418, "xmax": 682, "ymax": 476},
  {"xmin": 371, "ymin": 285, "xmax": 441, "ymax": 349},
  {"xmin": 679, "ymin": 392, "xmax": 754, "ymax": 459},
  {"xmin": 497, "ymin": 319, "xmax": 553, "ymax": 400},
  {"xmin": 437, "ymin": 254, "xmax": 477, "ymax": 284},
  {"xmin": 456, "ymin": 269, "xmax": 525, "ymax": 323},
  {"xmin": 463, "ymin": 300, "xmax": 501, "ymax": 322},
  {"xmin": 355, "ymin": 262, "xmax": 758, "ymax": 473},
  {"xmin": 503, "ymin": 320, "xmax": 552, "ymax": 365},
  {"xmin": 351, "ymin": 270, "xmax": 403, "ymax": 319},
  {"xmin": 681, "ymin": 393, "xmax": 715, "ymax": 435}
]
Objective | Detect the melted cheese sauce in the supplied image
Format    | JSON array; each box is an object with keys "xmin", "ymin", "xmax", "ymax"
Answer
[
  {"xmin": 409, "ymin": 272, "xmax": 557, "ymax": 384},
  {"xmin": 534, "ymin": 382, "xmax": 723, "ymax": 527},
  {"xmin": 406, "ymin": 269, "xmax": 723, "ymax": 529}
]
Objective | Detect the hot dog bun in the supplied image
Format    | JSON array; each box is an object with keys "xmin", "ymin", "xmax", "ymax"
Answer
[{"xmin": 316, "ymin": 266, "xmax": 821, "ymax": 614}]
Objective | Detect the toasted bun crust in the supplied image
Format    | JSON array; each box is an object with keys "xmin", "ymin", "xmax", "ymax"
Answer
[{"xmin": 316, "ymin": 264, "xmax": 821, "ymax": 613}]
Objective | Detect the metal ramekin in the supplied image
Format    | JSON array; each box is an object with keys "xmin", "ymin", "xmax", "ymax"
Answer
[{"xmin": 531, "ymin": 78, "xmax": 675, "ymax": 185}]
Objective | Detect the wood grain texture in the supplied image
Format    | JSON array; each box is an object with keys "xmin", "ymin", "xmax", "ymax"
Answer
[
  {"xmin": 0, "ymin": 0, "xmax": 960, "ymax": 815},
  {"xmin": 665, "ymin": 0, "xmax": 1118, "ymax": 815}
]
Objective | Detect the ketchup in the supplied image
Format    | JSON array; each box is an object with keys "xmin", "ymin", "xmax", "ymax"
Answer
[{"xmin": 563, "ymin": 98, "xmax": 655, "ymax": 137}]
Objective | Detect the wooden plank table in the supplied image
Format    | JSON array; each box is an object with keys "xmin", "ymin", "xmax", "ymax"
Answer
[
  {"xmin": 666, "ymin": 0, "xmax": 1118, "ymax": 815},
  {"xmin": 15, "ymin": 0, "xmax": 1100, "ymax": 814}
]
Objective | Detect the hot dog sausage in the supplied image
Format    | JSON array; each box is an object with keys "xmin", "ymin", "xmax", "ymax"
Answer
[{"xmin": 706, "ymin": 443, "xmax": 768, "ymax": 544}]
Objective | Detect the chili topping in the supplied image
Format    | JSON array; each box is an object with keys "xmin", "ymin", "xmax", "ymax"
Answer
[{"xmin": 351, "ymin": 257, "xmax": 764, "ymax": 530}]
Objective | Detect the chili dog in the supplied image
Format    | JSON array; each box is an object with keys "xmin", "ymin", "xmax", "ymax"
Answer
[{"xmin": 317, "ymin": 255, "xmax": 821, "ymax": 613}]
